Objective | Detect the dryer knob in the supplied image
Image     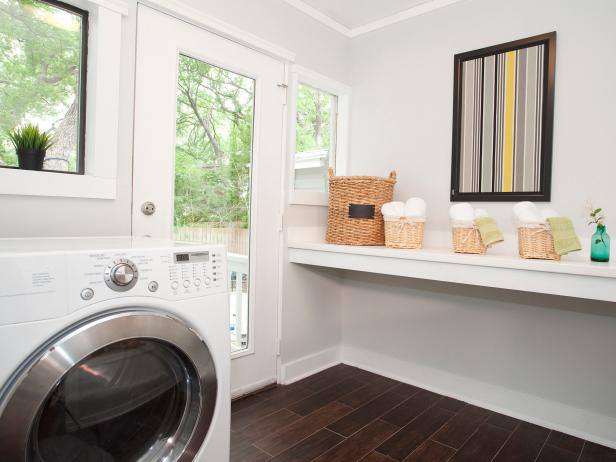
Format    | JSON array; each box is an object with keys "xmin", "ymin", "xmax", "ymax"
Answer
[
  {"xmin": 105, "ymin": 259, "xmax": 139, "ymax": 292},
  {"xmin": 111, "ymin": 264, "xmax": 135, "ymax": 286}
]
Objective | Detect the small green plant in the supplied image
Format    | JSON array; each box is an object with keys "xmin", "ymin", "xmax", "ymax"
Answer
[
  {"xmin": 588, "ymin": 206, "xmax": 605, "ymax": 227},
  {"xmin": 7, "ymin": 123, "xmax": 53, "ymax": 152}
]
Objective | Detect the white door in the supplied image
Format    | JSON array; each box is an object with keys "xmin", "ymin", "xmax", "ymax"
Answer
[{"xmin": 132, "ymin": 5, "xmax": 286, "ymax": 395}]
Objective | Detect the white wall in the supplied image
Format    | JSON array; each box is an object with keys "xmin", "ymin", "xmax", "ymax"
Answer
[
  {"xmin": 343, "ymin": 0, "xmax": 616, "ymax": 447},
  {"xmin": 348, "ymin": 0, "xmax": 616, "ymax": 235}
]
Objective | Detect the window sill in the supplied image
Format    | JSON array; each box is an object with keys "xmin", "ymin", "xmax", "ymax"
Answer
[
  {"xmin": 289, "ymin": 190, "xmax": 329, "ymax": 206},
  {"xmin": 0, "ymin": 168, "xmax": 116, "ymax": 199}
]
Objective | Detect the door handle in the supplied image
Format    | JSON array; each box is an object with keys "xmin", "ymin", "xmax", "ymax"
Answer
[{"xmin": 141, "ymin": 201, "xmax": 156, "ymax": 216}]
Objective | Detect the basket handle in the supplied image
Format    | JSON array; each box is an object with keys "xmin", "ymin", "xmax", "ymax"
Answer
[
  {"xmin": 328, "ymin": 167, "xmax": 335, "ymax": 179},
  {"xmin": 389, "ymin": 171, "xmax": 396, "ymax": 180}
]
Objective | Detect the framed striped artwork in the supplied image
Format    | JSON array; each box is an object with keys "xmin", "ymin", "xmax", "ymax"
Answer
[{"xmin": 451, "ymin": 32, "xmax": 556, "ymax": 201}]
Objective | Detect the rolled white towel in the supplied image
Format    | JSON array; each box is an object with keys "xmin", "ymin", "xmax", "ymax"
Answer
[
  {"xmin": 404, "ymin": 197, "xmax": 426, "ymax": 218},
  {"xmin": 450, "ymin": 203, "xmax": 474, "ymax": 222},
  {"xmin": 381, "ymin": 201, "xmax": 405, "ymax": 219},
  {"xmin": 474, "ymin": 208, "xmax": 489, "ymax": 219},
  {"xmin": 513, "ymin": 201, "xmax": 542, "ymax": 224},
  {"xmin": 540, "ymin": 209, "xmax": 560, "ymax": 222}
]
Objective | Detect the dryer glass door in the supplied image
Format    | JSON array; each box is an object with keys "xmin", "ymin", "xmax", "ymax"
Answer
[
  {"xmin": 0, "ymin": 311, "xmax": 217, "ymax": 462},
  {"xmin": 32, "ymin": 339, "xmax": 192, "ymax": 462}
]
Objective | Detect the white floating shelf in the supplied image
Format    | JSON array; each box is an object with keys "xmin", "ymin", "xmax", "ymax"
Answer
[{"xmin": 288, "ymin": 241, "xmax": 616, "ymax": 303}]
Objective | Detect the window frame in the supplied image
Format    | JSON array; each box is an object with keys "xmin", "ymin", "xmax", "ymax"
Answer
[
  {"xmin": 0, "ymin": 0, "xmax": 127, "ymax": 199},
  {"xmin": 287, "ymin": 65, "xmax": 350, "ymax": 206}
]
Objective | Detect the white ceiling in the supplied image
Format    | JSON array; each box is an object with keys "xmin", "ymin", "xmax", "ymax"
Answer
[
  {"xmin": 301, "ymin": 0, "xmax": 430, "ymax": 29},
  {"xmin": 284, "ymin": 0, "xmax": 466, "ymax": 37}
]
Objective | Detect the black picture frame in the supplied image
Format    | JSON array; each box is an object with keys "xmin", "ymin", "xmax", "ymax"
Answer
[{"xmin": 450, "ymin": 32, "xmax": 556, "ymax": 202}]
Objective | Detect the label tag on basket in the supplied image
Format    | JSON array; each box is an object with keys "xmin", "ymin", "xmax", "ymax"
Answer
[{"xmin": 348, "ymin": 204, "xmax": 375, "ymax": 219}]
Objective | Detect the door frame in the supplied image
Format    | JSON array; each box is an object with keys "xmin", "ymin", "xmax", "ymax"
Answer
[{"xmin": 131, "ymin": 2, "xmax": 294, "ymax": 394}]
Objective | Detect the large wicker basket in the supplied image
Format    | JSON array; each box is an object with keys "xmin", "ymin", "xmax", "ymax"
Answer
[
  {"xmin": 326, "ymin": 168, "xmax": 396, "ymax": 246},
  {"xmin": 518, "ymin": 225, "xmax": 560, "ymax": 260},
  {"xmin": 452, "ymin": 226, "xmax": 487, "ymax": 254},
  {"xmin": 384, "ymin": 217, "xmax": 425, "ymax": 249}
]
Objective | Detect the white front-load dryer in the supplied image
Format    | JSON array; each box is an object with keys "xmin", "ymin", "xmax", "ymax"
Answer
[{"xmin": 0, "ymin": 237, "xmax": 230, "ymax": 462}]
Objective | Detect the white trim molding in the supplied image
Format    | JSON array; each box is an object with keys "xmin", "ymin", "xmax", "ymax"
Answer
[
  {"xmin": 283, "ymin": 0, "xmax": 467, "ymax": 38},
  {"xmin": 279, "ymin": 347, "xmax": 341, "ymax": 385},
  {"xmin": 139, "ymin": 0, "xmax": 296, "ymax": 62}
]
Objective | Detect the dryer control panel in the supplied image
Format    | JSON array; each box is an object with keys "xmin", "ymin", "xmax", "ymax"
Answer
[{"xmin": 68, "ymin": 245, "xmax": 227, "ymax": 312}]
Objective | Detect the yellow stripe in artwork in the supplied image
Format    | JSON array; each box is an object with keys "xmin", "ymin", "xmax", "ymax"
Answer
[{"xmin": 502, "ymin": 51, "xmax": 516, "ymax": 192}]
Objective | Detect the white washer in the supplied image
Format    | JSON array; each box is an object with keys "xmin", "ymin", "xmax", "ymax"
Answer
[{"xmin": 0, "ymin": 237, "xmax": 230, "ymax": 462}]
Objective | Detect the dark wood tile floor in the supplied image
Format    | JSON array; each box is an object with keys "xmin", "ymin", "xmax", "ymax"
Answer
[{"xmin": 231, "ymin": 364, "xmax": 616, "ymax": 462}]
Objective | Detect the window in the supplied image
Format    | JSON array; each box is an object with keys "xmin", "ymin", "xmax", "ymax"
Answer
[
  {"xmin": 294, "ymin": 83, "xmax": 337, "ymax": 193},
  {"xmin": 0, "ymin": 0, "xmax": 88, "ymax": 174},
  {"xmin": 289, "ymin": 66, "xmax": 350, "ymax": 205}
]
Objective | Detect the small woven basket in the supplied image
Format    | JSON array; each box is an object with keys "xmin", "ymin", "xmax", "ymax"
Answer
[
  {"xmin": 452, "ymin": 226, "xmax": 487, "ymax": 254},
  {"xmin": 326, "ymin": 168, "xmax": 396, "ymax": 246},
  {"xmin": 518, "ymin": 225, "xmax": 560, "ymax": 260},
  {"xmin": 384, "ymin": 217, "xmax": 425, "ymax": 249}
]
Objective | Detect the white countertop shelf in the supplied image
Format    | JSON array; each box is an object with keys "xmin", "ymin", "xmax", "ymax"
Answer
[{"xmin": 288, "ymin": 240, "xmax": 616, "ymax": 303}]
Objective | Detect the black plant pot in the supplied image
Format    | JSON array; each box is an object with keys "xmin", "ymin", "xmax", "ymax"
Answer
[{"xmin": 17, "ymin": 148, "xmax": 46, "ymax": 171}]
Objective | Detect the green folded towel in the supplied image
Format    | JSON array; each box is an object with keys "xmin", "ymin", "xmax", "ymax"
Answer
[
  {"xmin": 474, "ymin": 217, "xmax": 504, "ymax": 247},
  {"xmin": 547, "ymin": 217, "xmax": 582, "ymax": 255}
]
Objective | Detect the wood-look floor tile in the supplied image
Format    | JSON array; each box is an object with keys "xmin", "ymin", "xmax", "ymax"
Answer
[
  {"xmin": 435, "ymin": 397, "xmax": 466, "ymax": 413},
  {"xmin": 580, "ymin": 442, "xmax": 616, "ymax": 461},
  {"xmin": 339, "ymin": 376, "xmax": 399, "ymax": 408},
  {"xmin": 389, "ymin": 383, "xmax": 421, "ymax": 398},
  {"xmin": 485, "ymin": 413, "xmax": 519, "ymax": 431},
  {"xmin": 381, "ymin": 389, "xmax": 442, "ymax": 427},
  {"xmin": 449, "ymin": 423, "xmax": 510, "ymax": 462},
  {"xmin": 328, "ymin": 391, "xmax": 408, "ymax": 437},
  {"xmin": 294, "ymin": 364, "xmax": 359, "ymax": 392},
  {"xmin": 232, "ymin": 399, "xmax": 285, "ymax": 431},
  {"xmin": 432, "ymin": 404, "xmax": 491, "ymax": 449},
  {"xmin": 233, "ymin": 394, "xmax": 266, "ymax": 414},
  {"xmin": 254, "ymin": 401, "xmax": 353, "ymax": 456},
  {"xmin": 361, "ymin": 451, "xmax": 397, "ymax": 461},
  {"xmin": 241, "ymin": 409, "xmax": 302, "ymax": 443},
  {"xmin": 231, "ymin": 443, "xmax": 272, "ymax": 462},
  {"xmin": 492, "ymin": 421, "xmax": 549, "ymax": 462},
  {"xmin": 545, "ymin": 430, "xmax": 585, "ymax": 453},
  {"xmin": 403, "ymin": 440, "xmax": 456, "ymax": 462},
  {"xmin": 535, "ymin": 444, "xmax": 581, "ymax": 462},
  {"xmin": 232, "ymin": 430, "xmax": 255, "ymax": 452},
  {"xmin": 314, "ymin": 419, "xmax": 399, "ymax": 462},
  {"xmin": 270, "ymin": 429, "xmax": 343, "ymax": 462},
  {"xmin": 254, "ymin": 384, "xmax": 314, "ymax": 407},
  {"xmin": 376, "ymin": 405, "xmax": 455, "ymax": 460},
  {"xmin": 288, "ymin": 376, "xmax": 364, "ymax": 416}
]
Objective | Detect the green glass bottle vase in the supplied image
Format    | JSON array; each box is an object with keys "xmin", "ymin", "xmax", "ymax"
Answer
[{"xmin": 590, "ymin": 224, "xmax": 610, "ymax": 262}]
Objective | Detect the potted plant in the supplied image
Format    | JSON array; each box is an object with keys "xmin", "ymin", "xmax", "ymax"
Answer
[
  {"xmin": 7, "ymin": 124, "xmax": 54, "ymax": 171},
  {"xmin": 588, "ymin": 206, "xmax": 610, "ymax": 262}
]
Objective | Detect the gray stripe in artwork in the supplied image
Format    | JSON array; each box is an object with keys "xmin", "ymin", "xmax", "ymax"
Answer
[
  {"xmin": 481, "ymin": 55, "xmax": 495, "ymax": 192},
  {"xmin": 514, "ymin": 48, "xmax": 527, "ymax": 192},
  {"xmin": 524, "ymin": 45, "xmax": 538, "ymax": 192},
  {"xmin": 536, "ymin": 45, "xmax": 544, "ymax": 191},
  {"xmin": 460, "ymin": 59, "xmax": 476, "ymax": 192}
]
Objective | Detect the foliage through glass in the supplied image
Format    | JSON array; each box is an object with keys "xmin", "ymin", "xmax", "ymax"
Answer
[
  {"xmin": 294, "ymin": 83, "xmax": 337, "ymax": 193},
  {"xmin": 0, "ymin": 0, "xmax": 86, "ymax": 173}
]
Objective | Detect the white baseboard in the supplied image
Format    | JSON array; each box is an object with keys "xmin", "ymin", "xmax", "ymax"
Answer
[
  {"xmin": 231, "ymin": 376, "xmax": 277, "ymax": 400},
  {"xmin": 280, "ymin": 346, "xmax": 341, "ymax": 385},
  {"xmin": 342, "ymin": 346, "xmax": 616, "ymax": 450}
]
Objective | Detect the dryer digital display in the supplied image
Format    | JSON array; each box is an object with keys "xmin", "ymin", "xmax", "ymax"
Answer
[{"xmin": 174, "ymin": 251, "xmax": 210, "ymax": 264}]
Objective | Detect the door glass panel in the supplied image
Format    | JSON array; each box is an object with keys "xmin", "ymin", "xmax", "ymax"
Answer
[
  {"xmin": 29, "ymin": 339, "xmax": 199, "ymax": 462},
  {"xmin": 174, "ymin": 54, "xmax": 254, "ymax": 353}
]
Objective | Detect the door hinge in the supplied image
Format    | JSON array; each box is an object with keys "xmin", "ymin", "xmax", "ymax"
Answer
[
  {"xmin": 278, "ymin": 214, "xmax": 284, "ymax": 232},
  {"xmin": 278, "ymin": 83, "xmax": 288, "ymax": 105},
  {"xmin": 277, "ymin": 339, "xmax": 282, "ymax": 357}
]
